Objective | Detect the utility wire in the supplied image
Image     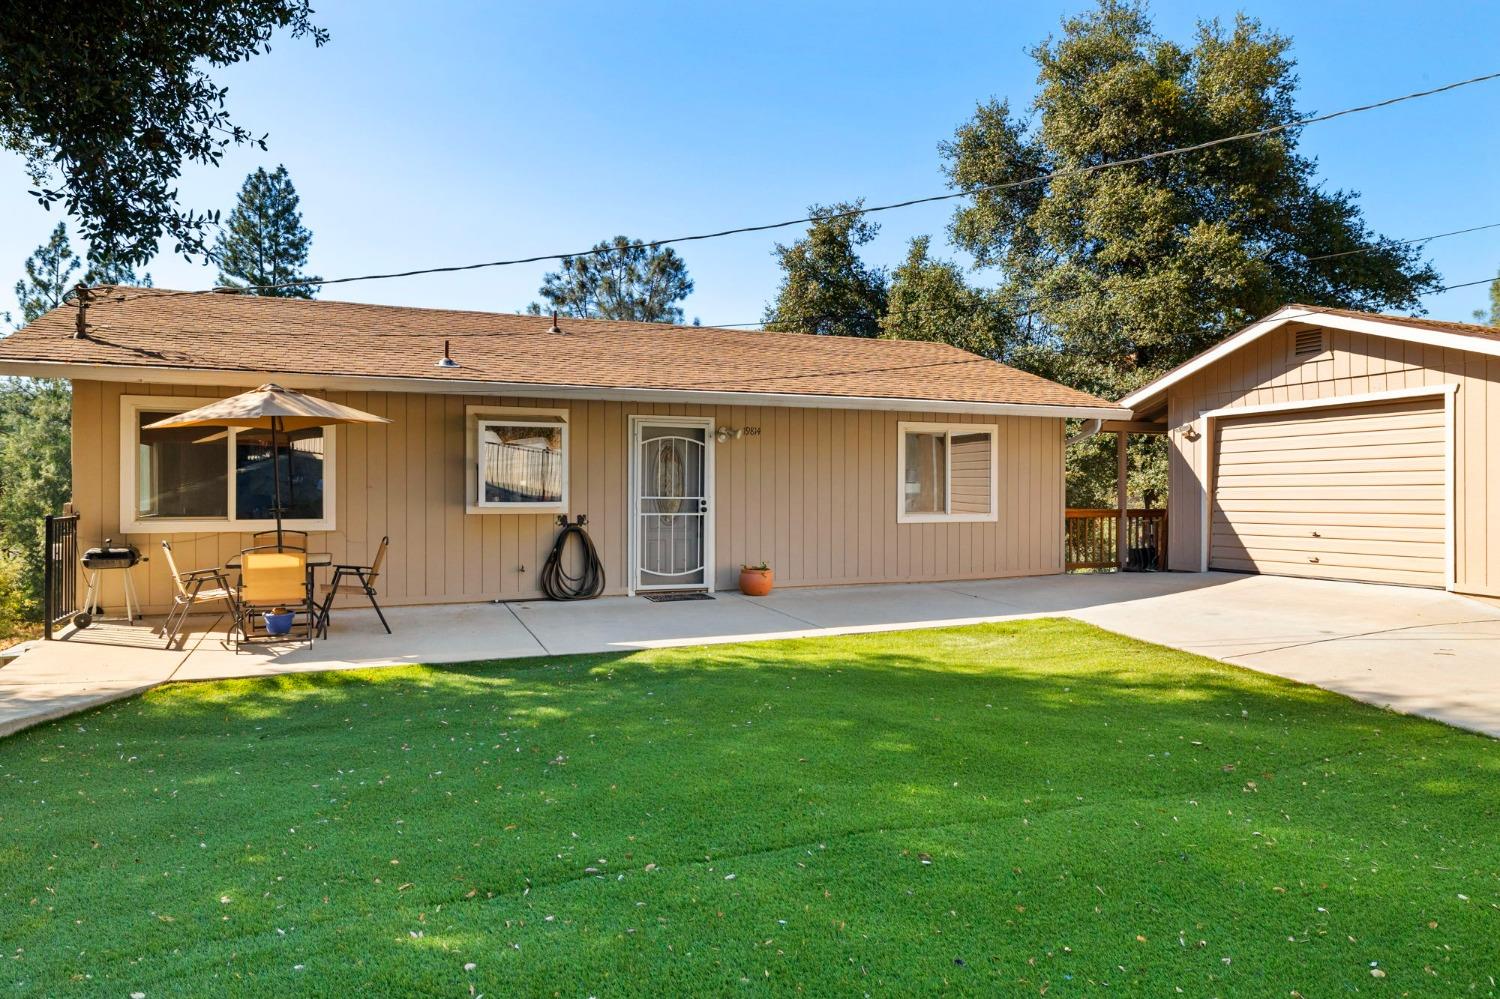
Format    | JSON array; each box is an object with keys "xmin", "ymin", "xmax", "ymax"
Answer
[
  {"xmin": 702, "ymin": 272, "xmax": 1500, "ymax": 332},
  {"xmin": 1302, "ymin": 220, "xmax": 1500, "ymax": 262},
  {"xmin": 94, "ymin": 68, "xmax": 1500, "ymax": 304}
]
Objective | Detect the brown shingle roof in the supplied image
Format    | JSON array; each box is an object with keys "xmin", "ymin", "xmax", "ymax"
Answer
[
  {"xmin": 0, "ymin": 289, "xmax": 1121, "ymax": 411},
  {"xmin": 1286, "ymin": 303, "xmax": 1500, "ymax": 343}
]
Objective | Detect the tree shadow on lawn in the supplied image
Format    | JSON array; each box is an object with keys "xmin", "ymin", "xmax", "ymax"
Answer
[{"xmin": 2, "ymin": 619, "xmax": 1497, "ymax": 996}]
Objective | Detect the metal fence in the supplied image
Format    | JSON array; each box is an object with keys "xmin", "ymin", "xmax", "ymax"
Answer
[{"xmin": 42, "ymin": 512, "xmax": 79, "ymax": 639}]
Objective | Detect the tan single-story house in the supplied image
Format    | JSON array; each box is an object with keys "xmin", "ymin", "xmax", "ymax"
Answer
[
  {"xmin": 1120, "ymin": 304, "xmax": 1500, "ymax": 597},
  {"xmin": 0, "ymin": 289, "xmax": 1125, "ymax": 614}
]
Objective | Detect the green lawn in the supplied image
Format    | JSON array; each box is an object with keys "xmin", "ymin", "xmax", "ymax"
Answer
[{"xmin": 2, "ymin": 620, "xmax": 1496, "ymax": 996}]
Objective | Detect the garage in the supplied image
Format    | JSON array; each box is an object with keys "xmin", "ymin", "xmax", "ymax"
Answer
[{"xmin": 1208, "ymin": 396, "xmax": 1448, "ymax": 587}]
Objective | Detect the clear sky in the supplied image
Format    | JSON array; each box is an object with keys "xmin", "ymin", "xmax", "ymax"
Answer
[{"xmin": 2, "ymin": 0, "xmax": 1497, "ymax": 326}]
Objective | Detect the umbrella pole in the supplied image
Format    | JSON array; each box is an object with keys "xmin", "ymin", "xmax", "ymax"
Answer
[{"xmin": 271, "ymin": 416, "xmax": 285, "ymax": 548}]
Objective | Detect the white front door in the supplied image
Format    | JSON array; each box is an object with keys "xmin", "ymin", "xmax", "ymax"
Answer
[{"xmin": 630, "ymin": 418, "xmax": 715, "ymax": 593}]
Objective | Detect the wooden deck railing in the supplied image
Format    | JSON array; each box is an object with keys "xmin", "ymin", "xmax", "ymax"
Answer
[{"xmin": 1065, "ymin": 508, "xmax": 1167, "ymax": 572}]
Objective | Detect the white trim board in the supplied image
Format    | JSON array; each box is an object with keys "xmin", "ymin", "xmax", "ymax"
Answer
[
  {"xmin": 1195, "ymin": 385, "xmax": 1456, "ymax": 591},
  {"xmin": 0, "ymin": 358, "xmax": 1126, "ymax": 420},
  {"xmin": 1121, "ymin": 306, "xmax": 1500, "ymax": 413}
]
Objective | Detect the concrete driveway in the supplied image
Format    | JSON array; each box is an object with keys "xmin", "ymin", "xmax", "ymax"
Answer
[{"xmin": 3, "ymin": 572, "xmax": 1498, "ymax": 738}]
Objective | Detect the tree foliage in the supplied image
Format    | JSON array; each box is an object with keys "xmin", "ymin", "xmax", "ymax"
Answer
[
  {"xmin": 12, "ymin": 223, "xmax": 79, "ymax": 326},
  {"xmin": 880, "ymin": 236, "xmax": 1010, "ymax": 358},
  {"xmin": 9, "ymin": 222, "xmax": 153, "ymax": 327},
  {"xmin": 214, "ymin": 166, "xmax": 320, "ymax": 297},
  {"xmin": 0, "ymin": 378, "xmax": 71, "ymax": 621},
  {"xmin": 0, "ymin": 1, "xmax": 326, "ymax": 265},
  {"xmin": 532, "ymin": 236, "xmax": 693, "ymax": 323},
  {"xmin": 763, "ymin": 202, "xmax": 888, "ymax": 337},
  {"xmin": 945, "ymin": 1, "xmax": 1439, "ymax": 400},
  {"xmin": 0, "ymin": 224, "xmax": 149, "ymax": 625},
  {"xmin": 1477, "ymin": 274, "xmax": 1500, "ymax": 327},
  {"xmin": 942, "ymin": 0, "xmax": 1440, "ymax": 503}
]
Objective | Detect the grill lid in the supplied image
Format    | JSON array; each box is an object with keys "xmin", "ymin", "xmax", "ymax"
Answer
[{"xmin": 82, "ymin": 544, "xmax": 142, "ymax": 568}]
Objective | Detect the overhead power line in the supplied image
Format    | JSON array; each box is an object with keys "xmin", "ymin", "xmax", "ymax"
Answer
[
  {"xmin": 1302, "ymin": 221, "xmax": 1500, "ymax": 262},
  {"xmin": 701, "ymin": 272, "xmax": 1500, "ymax": 333},
  {"xmin": 95, "ymin": 68, "xmax": 1500, "ymax": 304}
]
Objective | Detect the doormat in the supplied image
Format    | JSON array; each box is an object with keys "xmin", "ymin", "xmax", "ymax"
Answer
[{"xmin": 642, "ymin": 592, "xmax": 715, "ymax": 603}]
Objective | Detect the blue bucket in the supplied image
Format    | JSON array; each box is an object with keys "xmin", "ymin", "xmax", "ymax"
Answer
[{"xmin": 263, "ymin": 611, "xmax": 296, "ymax": 636}]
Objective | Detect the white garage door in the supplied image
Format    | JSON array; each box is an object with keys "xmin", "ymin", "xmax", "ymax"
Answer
[{"xmin": 1210, "ymin": 397, "xmax": 1447, "ymax": 588}]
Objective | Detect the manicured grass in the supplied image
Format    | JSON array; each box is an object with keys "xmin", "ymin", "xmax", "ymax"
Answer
[{"xmin": 1, "ymin": 620, "xmax": 1497, "ymax": 996}]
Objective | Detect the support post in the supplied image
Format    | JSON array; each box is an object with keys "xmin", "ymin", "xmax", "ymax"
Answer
[{"xmin": 1116, "ymin": 430, "xmax": 1128, "ymax": 571}]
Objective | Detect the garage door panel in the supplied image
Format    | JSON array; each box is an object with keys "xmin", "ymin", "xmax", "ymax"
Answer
[
  {"xmin": 1218, "ymin": 474, "xmax": 1440, "ymax": 489},
  {"xmin": 1210, "ymin": 398, "xmax": 1446, "ymax": 588},
  {"xmin": 1210, "ymin": 516, "xmax": 1445, "ymax": 540},
  {"xmin": 1213, "ymin": 533, "xmax": 1446, "ymax": 560},
  {"xmin": 1208, "ymin": 556, "xmax": 1443, "ymax": 588},
  {"xmin": 1214, "ymin": 459, "xmax": 1443, "ymax": 480},
  {"xmin": 1216, "ymin": 426, "xmax": 1445, "ymax": 454},
  {"xmin": 1214, "ymin": 497, "xmax": 1444, "ymax": 515},
  {"xmin": 1218, "ymin": 406, "xmax": 1441, "ymax": 438},
  {"xmin": 1216, "ymin": 441, "xmax": 1448, "ymax": 464}
]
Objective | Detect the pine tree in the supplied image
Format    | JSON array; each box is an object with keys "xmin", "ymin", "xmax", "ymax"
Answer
[
  {"xmin": 214, "ymin": 166, "xmax": 320, "ymax": 297},
  {"xmin": 12, "ymin": 223, "xmax": 79, "ymax": 326},
  {"xmin": 531, "ymin": 237, "xmax": 693, "ymax": 322}
]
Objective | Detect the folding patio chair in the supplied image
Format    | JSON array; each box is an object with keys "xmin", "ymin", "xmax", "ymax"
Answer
[
  {"xmin": 317, "ymin": 537, "xmax": 391, "ymax": 638},
  {"xmin": 234, "ymin": 548, "xmax": 315, "ymax": 646},
  {"xmin": 251, "ymin": 528, "xmax": 309, "ymax": 551},
  {"xmin": 159, "ymin": 541, "xmax": 236, "ymax": 647}
]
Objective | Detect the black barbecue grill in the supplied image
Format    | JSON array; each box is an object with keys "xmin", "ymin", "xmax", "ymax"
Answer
[
  {"xmin": 77, "ymin": 539, "xmax": 146, "ymax": 628},
  {"xmin": 82, "ymin": 544, "xmax": 142, "ymax": 570}
]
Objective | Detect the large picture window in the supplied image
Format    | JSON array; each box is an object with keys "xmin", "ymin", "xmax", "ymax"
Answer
[
  {"xmin": 123, "ymin": 397, "xmax": 334, "ymax": 532},
  {"xmin": 897, "ymin": 422, "xmax": 998, "ymax": 523}
]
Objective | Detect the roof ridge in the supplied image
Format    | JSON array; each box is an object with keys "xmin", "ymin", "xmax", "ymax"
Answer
[{"xmin": 85, "ymin": 287, "xmax": 991, "ymax": 353}]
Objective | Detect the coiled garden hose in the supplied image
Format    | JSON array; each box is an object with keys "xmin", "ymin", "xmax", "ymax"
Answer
[{"xmin": 541, "ymin": 516, "xmax": 606, "ymax": 600}]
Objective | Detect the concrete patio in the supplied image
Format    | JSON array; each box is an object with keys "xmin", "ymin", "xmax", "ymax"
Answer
[{"xmin": 3, "ymin": 571, "xmax": 1499, "ymax": 739}]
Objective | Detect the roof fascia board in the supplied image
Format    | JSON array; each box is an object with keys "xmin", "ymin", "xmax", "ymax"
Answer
[
  {"xmin": 0, "ymin": 359, "xmax": 1125, "ymax": 419},
  {"xmin": 1119, "ymin": 307, "xmax": 1500, "ymax": 412}
]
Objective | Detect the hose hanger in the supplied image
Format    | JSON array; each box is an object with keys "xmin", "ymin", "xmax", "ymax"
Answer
[{"xmin": 541, "ymin": 515, "xmax": 606, "ymax": 600}]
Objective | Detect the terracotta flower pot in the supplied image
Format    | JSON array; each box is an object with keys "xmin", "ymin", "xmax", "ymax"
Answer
[{"xmin": 739, "ymin": 566, "xmax": 774, "ymax": 596}]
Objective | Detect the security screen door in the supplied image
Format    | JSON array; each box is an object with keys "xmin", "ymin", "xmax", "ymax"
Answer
[{"xmin": 632, "ymin": 419, "xmax": 713, "ymax": 591}]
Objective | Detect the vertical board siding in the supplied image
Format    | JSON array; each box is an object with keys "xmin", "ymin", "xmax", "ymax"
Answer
[
  {"xmin": 73, "ymin": 380, "xmax": 1066, "ymax": 611},
  {"xmin": 1164, "ymin": 325, "xmax": 1498, "ymax": 596}
]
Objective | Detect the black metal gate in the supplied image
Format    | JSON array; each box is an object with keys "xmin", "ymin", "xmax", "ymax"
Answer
[{"xmin": 43, "ymin": 513, "xmax": 79, "ymax": 639}]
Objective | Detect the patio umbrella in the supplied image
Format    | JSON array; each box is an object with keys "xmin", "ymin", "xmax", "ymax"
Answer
[{"xmin": 143, "ymin": 384, "xmax": 390, "ymax": 548}]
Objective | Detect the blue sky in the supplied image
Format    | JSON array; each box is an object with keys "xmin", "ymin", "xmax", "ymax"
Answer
[{"xmin": 2, "ymin": 0, "xmax": 1497, "ymax": 325}]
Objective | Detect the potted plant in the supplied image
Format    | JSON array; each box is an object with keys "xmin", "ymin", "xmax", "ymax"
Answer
[
  {"xmin": 263, "ymin": 605, "xmax": 295, "ymax": 636},
  {"xmin": 739, "ymin": 562, "xmax": 773, "ymax": 596}
]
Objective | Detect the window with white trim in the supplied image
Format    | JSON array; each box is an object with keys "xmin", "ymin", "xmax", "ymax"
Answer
[
  {"xmin": 474, "ymin": 417, "xmax": 568, "ymax": 511},
  {"xmin": 121, "ymin": 396, "xmax": 335, "ymax": 533},
  {"xmin": 897, "ymin": 422, "xmax": 998, "ymax": 523}
]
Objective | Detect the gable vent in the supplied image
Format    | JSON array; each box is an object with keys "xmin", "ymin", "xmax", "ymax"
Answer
[{"xmin": 1292, "ymin": 329, "xmax": 1324, "ymax": 357}]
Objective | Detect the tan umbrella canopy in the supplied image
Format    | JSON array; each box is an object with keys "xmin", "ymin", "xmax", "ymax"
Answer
[{"xmin": 144, "ymin": 384, "xmax": 390, "ymax": 547}]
